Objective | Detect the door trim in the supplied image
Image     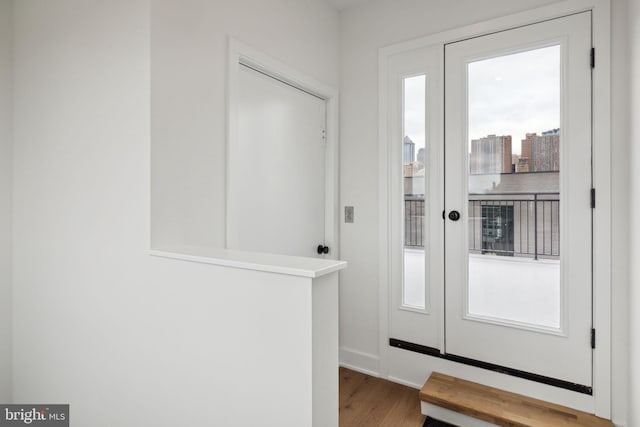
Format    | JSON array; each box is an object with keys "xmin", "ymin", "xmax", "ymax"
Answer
[
  {"xmin": 378, "ymin": 0, "xmax": 611, "ymax": 418},
  {"xmin": 226, "ymin": 38, "xmax": 340, "ymax": 259}
]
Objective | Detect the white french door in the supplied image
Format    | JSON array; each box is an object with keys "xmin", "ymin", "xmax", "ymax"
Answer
[
  {"xmin": 387, "ymin": 12, "xmax": 594, "ymax": 389},
  {"xmin": 444, "ymin": 12, "xmax": 593, "ymax": 387}
]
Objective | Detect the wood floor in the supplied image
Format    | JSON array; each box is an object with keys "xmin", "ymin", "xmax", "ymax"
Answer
[{"xmin": 339, "ymin": 367, "xmax": 426, "ymax": 427}]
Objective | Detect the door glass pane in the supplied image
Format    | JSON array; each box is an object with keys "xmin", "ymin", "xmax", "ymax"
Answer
[
  {"xmin": 403, "ymin": 75, "xmax": 426, "ymax": 309},
  {"xmin": 467, "ymin": 45, "xmax": 560, "ymax": 329}
]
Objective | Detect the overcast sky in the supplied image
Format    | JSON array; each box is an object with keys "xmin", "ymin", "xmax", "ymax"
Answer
[
  {"xmin": 468, "ymin": 45, "xmax": 560, "ymax": 154},
  {"xmin": 403, "ymin": 45, "xmax": 560, "ymax": 156},
  {"xmin": 403, "ymin": 75, "xmax": 426, "ymax": 155}
]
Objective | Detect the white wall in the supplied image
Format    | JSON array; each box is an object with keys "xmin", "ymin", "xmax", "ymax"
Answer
[
  {"xmin": 11, "ymin": 0, "xmax": 339, "ymax": 425},
  {"xmin": 627, "ymin": 0, "xmax": 640, "ymax": 425},
  {"xmin": 150, "ymin": 0, "xmax": 339, "ymax": 249},
  {"xmin": 338, "ymin": 0, "xmax": 630, "ymax": 425},
  {"xmin": 610, "ymin": 1, "xmax": 631, "ymax": 425},
  {"xmin": 0, "ymin": 0, "xmax": 12, "ymax": 403}
]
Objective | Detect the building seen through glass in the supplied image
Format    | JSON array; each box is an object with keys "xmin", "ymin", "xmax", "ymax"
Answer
[{"xmin": 403, "ymin": 129, "xmax": 561, "ymax": 259}]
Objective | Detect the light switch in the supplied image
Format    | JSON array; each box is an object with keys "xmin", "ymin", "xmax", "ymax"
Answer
[{"xmin": 345, "ymin": 206, "xmax": 354, "ymax": 223}]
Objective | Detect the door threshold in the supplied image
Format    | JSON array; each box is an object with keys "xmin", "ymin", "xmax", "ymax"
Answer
[{"xmin": 389, "ymin": 338, "xmax": 592, "ymax": 395}]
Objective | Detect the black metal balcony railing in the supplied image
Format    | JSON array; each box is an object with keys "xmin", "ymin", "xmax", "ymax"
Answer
[
  {"xmin": 404, "ymin": 192, "xmax": 560, "ymax": 259},
  {"xmin": 404, "ymin": 196, "xmax": 425, "ymax": 248}
]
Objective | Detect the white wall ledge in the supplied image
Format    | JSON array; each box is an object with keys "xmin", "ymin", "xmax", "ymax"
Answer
[{"xmin": 150, "ymin": 245, "xmax": 347, "ymax": 278}]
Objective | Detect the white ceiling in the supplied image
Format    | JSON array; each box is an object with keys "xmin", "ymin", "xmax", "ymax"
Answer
[{"xmin": 324, "ymin": 0, "xmax": 375, "ymax": 11}]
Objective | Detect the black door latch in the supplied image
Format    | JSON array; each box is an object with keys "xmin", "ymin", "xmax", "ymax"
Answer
[
  {"xmin": 317, "ymin": 245, "xmax": 330, "ymax": 254},
  {"xmin": 448, "ymin": 210, "xmax": 461, "ymax": 221}
]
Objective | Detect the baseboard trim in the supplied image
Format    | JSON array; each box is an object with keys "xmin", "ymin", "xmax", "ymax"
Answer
[
  {"xmin": 339, "ymin": 347, "xmax": 379, "ymax": 376},
  {"xmin": 387, "ymin": 375, "xmax": 422, "ymax": 390}
]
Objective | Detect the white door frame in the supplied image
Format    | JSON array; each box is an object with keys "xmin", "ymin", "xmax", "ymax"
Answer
[
  {"xmin": 378, "ymin": 0, "xmax": 611, "ymax": 418},
  {"xmin": 227, "ymin": 38, "xmax": 340, "ymax": 259}
]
